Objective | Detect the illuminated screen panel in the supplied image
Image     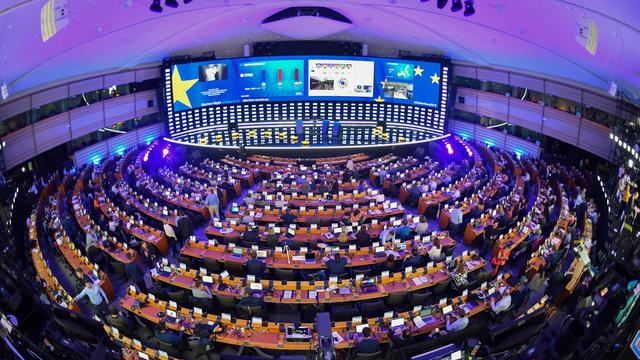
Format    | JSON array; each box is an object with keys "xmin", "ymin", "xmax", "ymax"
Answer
[
  {"xmin": 308, "ymin": 59, "xmax": 374, "ymax": 98},
  {"xmin": 164, "ymin": 55, "xmax": 450, "ymax": 140}
]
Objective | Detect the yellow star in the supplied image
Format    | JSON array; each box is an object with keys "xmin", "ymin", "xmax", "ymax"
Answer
[
  {"xmin": 375, "ymin": 95, "xmax": 385, "ymax": 102},
  {"xmin": 171, "ymin": 65, "xmax": 198, "ymax": 109},
  {"xmin": 414, "ymin": 66, "xmax": 424, "ymax": 77},
  {"xmin": 430, "ymin": 73, "xmax": 440, "ymax": 84}
]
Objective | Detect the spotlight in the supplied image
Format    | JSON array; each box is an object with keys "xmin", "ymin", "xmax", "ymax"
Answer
[
  {"xmin": 184, "ymin": 0, "xmax": 193, "ymax": 3},
  {"xmin": 165, "ymin": 0, "xmax": 179, "ymax": 8},
  {"xmin": 150, "ymin": 0, "xmax": 162, "ymax": 12},
  {"xmin": 464, "ymin": 0, "xmax": 475, "ymax": 16},
  {"xmin": 437, "ymin": 0, "xmax": 448, "ymax": 9},
  {"xmin": 451, "ymin": 0, "xmax": 463, "ymax": 12}
]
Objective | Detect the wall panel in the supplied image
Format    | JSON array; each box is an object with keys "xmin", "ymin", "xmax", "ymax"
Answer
[
  {"xmin": 69, "ymin": 77, "xmax": 104, "ymax": 97},
  {"xmin": 33, "ymin": 113, "xmax": 71, "ymax": 153},
  {"xmin": 504, "ymin": 134, "xmax": 540, "ymax": 158},
  {"xmin": 583, "ymin": 91, "xmax": 616, "ymax": 114},
  {"xmin": 578, "ymin": 119, "xmax": 612, "ymax": 159},
  {"xmin": 454, "ymin": 87, "xmax": 477, "ymax": 113},
  {"xmin": 474, "ymin": 125, "xmax": 506, "ymax": 148},
  {"xmin": 452, "ymin": 65, "xmax": 477, "ymax": 79},
  {"xmin": 449, "ymin": 119, "xmax": 475, "ymax": 139},
  {"xmin": 2, "ymin": 126, "xmax": 36, "ymax": 169},
  {"xmin": 545, "ymin": 81, "xmax": 581, "ymax": 102},
  {"xmin": 73, "ymin": 141, "xmax": 109, "ymax": 167},
  {"xmin": 69, "ymin": 102, "xmax": 105, "ymax": 138},
  {"xmin": 107, "ymin": 131, "xmax": 138, "ymax": 156},
  {"xmin": 0, "ymin": 96, "xmax": 31, "ymax": 122},
  {"xmin": 105, "ymin": 71, "xmax": 135, "ymax": 88},
  {"xmin": 509, "ymin": 74, "xmax": 544, "ymax": 93},
  {"xmin": 31, "ymin": 85, "xmax": 68, "ymax": 108},
  {"xmin": 477, "ymin": 69, "xmax": 508, "ymax": 84},
  {"xmin": 136, "ymin": 67, "xmax": 161, "ymax": 82},
  {"xmin": 104, "ymin": 94, "xmax": 136, "ymax": 127},
  {"xmin": 508, "ymin": 98, "xmax": 543, "ymax": 131},
  {"xmin": 477, "ymin": 91, "xmax": 508, "ymax": 120},
  {"xmin": 134, "ymin": 90, "xmax": 158, "ymax": 117},
  {"xmin": 136, "ymin": 123, "xmax": 165, "ymax": 144},
  {"xmin": 541, "ymin": 108, "xmax": 579, "ymax": 145}
]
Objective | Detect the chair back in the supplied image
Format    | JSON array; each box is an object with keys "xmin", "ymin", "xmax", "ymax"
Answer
[{"xmin": 354, "ymin": 351, "xmax": 382, "ymax": 360}]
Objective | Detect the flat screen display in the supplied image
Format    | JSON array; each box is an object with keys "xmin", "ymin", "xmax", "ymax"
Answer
[{"xmin": 166, "ymin": 55, "xmax": 444, "ymax": 112}]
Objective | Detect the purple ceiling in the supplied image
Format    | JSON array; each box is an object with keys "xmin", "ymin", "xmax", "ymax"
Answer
[{"xmin": 0, "ymin": 0, "xmax": 639, "ymax": 101}]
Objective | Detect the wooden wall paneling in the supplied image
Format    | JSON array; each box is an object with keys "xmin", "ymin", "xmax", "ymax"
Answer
[
  {"xmin": 0, "ymin": 96, "xmax": 31, "ymax": 122},
  {"xmin": 508, "ymin": 97, "xmax": 543, "ymax": 130},
  {"xmin": 477, "ymin": 91, "xmax": 508, "ymax": 120},
  {"xmin": 33, "ymin": 113, "xmax": 71, "ymax": 153},
  {"xmin": 577, "ymin": 119, "xmax": 612, "ymax": 159}
]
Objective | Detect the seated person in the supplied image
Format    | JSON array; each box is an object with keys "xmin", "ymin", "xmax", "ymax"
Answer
[
  {"xmin": 280, "ymin": 209, "xmax": 298, "ymax": 226},
  {"xmin": 264, "ymin": 227, "xmax": 280, "ymax": 248},
  {"xmin": 388, "ymin": 327, "xmax": 416, "ymax": 348},
  {"xmin": 237, "ymin": 286, "xmax": 264, "ymax": 310},
  {"xmin": 403, "ymin": 248, "xmax": 425, "ymax": 268},
  {"xmin": 355, "ymin": 225, "xmax": 371, "ymax": 247},
  {"xmin": 340, "ymin": 212, "xmax": 352, "ymax": 226},
  {"xmin": 414, "ymin": 216, "xmax": 429, "ymax": 235},
  {"xmin": 241, "ymin": 226, "xmax": 259, "ymax": 245},
  {"xmin": 325, "ymin": 253, "xmax": 347, "ymax": 276},
  {"xmin": 154, "ymin": 320, "xmax": 184, "ymax": 347},
  {"xmin": 351, "ymin": 209, "xmax": 365, "ymax": 224},
  {"xmin": 192, "ymin": 278, "xmax": 213, "ymax": 299},
  {"xmin": 445, "ymin": 308, "xmax": 469, "ymax": 333},
  {"xmin": 379, "ymin": 228, "xmax": 396, "ymax": 243},
  {"xmin": 450, "ymin": 262, "xmax": 469, "ymax": 293},
  {"xmin": 378, "ymin": 254, "xmax": 398, "ymax": 274},
  {"xmin": 396, "ymin": 219, "xmax": 411, "ymax": 240},
  {"xmin": 428, "ymin": 237, "xmax": 443, "ymax": 261},
  {"xmin": 104, "ymin": 305, "xmax": 132, "ymax": 331},
  {"xmin": 490, "ymin": 286, "xmax": 512, "ymax": 315},
  {"xmin": 338, "ymin": 228, "xmax": 351, "ymax": 244},
  {"xmin": 246, "ymin": 250, "xmax": 266, "ymax": 278},
  {"xmin": 353, "ymin": 326, "xmax": 381, "ymax": 357}
]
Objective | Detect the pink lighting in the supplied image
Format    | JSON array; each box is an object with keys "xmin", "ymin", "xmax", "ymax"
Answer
[
  {"xmin": 445, "ymin": 143, "xmax": 454, "ymax": 155},
  {"xmin": 162, "ymin": 148, "xmax": 169, "ymax": 158}
]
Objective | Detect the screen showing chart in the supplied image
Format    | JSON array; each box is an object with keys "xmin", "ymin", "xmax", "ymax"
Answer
[{"xmin": 237, "ymin": 59, "xmax": 305, "ymax": 101}]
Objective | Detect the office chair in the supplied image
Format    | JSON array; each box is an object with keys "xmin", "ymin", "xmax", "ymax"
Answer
[
  {"xmin": 215, "ymin": 294, "xmax": 237, "ymax": 314},
  {"xmin": 352, "ymin": 267, "xmax": 372, "ymax": 278},
  {"xmin": 433, "ymin": 279, "xmax": 451, "ymax": 297},
  {"xmin": 110, "ymin": 262, "xmax": 129, "ymax": 282},
  {"xmin": 274, "ymin": 268, "xmax": 296, "ymax": 281},
  {"xmin": 353, "ymin": 350, "xmax": 382, "ymax": 360},
  {"xmin": 385, "ymin": 292, "xmax": 408, "ymax": 312},
  {"xmin": 410, "ymin": 291, "xmax": 432, "ymax": 307},
  {"xmin": 167, "ymin": 290, "xmax": 189, "ymax": 305},
  {"xmin": 361, "ymin": 301, "xmax": 385, "ymax": 318},
  {"xmin": 224, "ymin": 262, "xmax": 246, "ymax": 277}
]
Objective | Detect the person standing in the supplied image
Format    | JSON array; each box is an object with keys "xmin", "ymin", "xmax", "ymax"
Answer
[
  {"xmin": 176, "ymin": 211, "xmax": 194, "ymax": 248},
  {"xmin": 205, "ymin": 188, "xmax": 220, "ymax": 221},
  {"xmin": 124, "ymin": 252, "xmax": 147, "ymax": 293},
  {"xmin": 74, "ymin": 281, "xmax": 110, "ymax": 316},
  {"xmin": 163, "ymin": 219, "xmax": 178, "ymax": 256}
]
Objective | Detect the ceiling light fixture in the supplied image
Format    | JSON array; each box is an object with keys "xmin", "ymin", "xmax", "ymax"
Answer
[
  {"xmin": 184, "ymin": 0, "xmax": 193, "ymax": 3},
  {"xmin": 437, "ymin": 0, "xmax": 448, "ymax": 9},
  {"xmin": 451, "ymin": 0, "xmax": 463, "ymax": 12},
  {"xmin": 165, "ymin": 0, "xmax": 179, "ymax": 8},
  {"xmin": 463, "ymin": 0, "xmax": 475, "ymax": 16},
  {"xmin": 150, "ymin": 0, "xmax": 162, "ymax": 12}
]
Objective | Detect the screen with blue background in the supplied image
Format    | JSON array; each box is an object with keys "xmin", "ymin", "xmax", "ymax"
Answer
[{"xmin": 169, "ymin": 56, "xmax": 442, "ymax": 112}]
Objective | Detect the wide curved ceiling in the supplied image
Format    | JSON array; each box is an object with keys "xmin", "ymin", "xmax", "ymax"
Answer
[{"xmin": 1, "ymin": 0, "xmax": 639, "ymax": 101}]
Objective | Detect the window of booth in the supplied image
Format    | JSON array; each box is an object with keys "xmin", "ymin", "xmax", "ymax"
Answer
[{"xmin": 454, "ymin": 76, "xmax": 481, "ymax": 90}]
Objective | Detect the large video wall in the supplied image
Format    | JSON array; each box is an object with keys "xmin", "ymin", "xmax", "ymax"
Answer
[{"xmin": 164, "ymin": 55, "xmax": 450, "ymax": 138}]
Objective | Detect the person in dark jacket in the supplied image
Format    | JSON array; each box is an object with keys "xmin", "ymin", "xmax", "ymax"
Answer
[
  {"xmin": 246, "ymin": 250, "xmax": 266, "ymax": 278},
  {"xmin": 388, "ymin": 327, "xmax": 416, "ymax": 348},
  {"xmin": 124, "ymin": 252, "xmax": 147, "ymax": 293},
  {"xmin": 176, "ymin": 210, "xmax": 194, "ymax": 247},
  {"xmin": 353, "ymin": 326, "xmax": 381, "ymax": 357},
  {"xmin": 154, "ymin": 320, "xmax": 183, "ymax": 348}
]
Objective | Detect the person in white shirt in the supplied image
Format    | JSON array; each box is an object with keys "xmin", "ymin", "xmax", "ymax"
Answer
[
  {"xmin": 108, "ymin": 217, "xmax": 118, "ymax": 232},
  {"xmin": 427, "ymin": 237, "xmax": 442, "ymax": 261},
  {"xmin": 451, "ymin": 189, "xmax": 461, "ymax": 201},
  {"xmin": 414, "ymin": 216, "xmax": 429, "ymax": 235},
  {"xmin": 346, "ymin": 159, "xmax": 354, "ymax": 171},
  {"xmin": 429, "ymin": 179, "xmax": 438, "ymax": 191},
  {"xmin": 163, "ymin": 219, "xmax": 178, "ymax": 256},
  {"xmin": 490, "ymin": 286, "xmax": 512, "ymax": 314},
  {"xmin": 379, "ymin": 228, "xmax": 395, "ymax": 243},
  {"xmin": 445, "ymin": 308, "xmax": 469, "ymax": 332}
]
